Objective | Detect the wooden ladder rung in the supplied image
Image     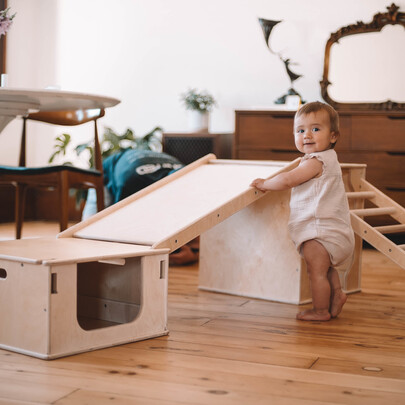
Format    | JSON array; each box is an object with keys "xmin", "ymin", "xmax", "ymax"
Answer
[
  {"xmin": 351, "ymin": 207, "xmax": 396, "ymax": 217},
  {"xmin": 346, "ymin": 191, "xmax": 375, "ymax": 199},
  {"xmin": 374, "ymin": 224, "xmax": 405, "ymax": 234}
]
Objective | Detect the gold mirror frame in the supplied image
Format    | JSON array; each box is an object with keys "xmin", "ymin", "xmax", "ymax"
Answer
[{"xmin": 320, "ymin": 3, "xmax": 405, "ymax": 111}]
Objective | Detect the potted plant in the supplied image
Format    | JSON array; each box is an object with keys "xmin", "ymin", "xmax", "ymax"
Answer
[
  {"xmin": 49, "ymin": 126, "xmax": 163, "ymax": 166},
  {"xmin": 180, "ymin": 88, "xmax": 216, "ymax": 133},
  {"xmin": 49, "ymin": 126, "xmax": 163, "ymax": 206}
]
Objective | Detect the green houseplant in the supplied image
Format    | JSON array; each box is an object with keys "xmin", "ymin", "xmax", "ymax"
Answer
[{"xmin": 49, "ymin": 126, "xmax": 163, "ymax": 166}]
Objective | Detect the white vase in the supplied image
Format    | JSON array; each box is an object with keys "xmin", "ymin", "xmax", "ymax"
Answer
[{"xmin": 187, "ymin": 110, "xmax": 209, "ymax": 133}]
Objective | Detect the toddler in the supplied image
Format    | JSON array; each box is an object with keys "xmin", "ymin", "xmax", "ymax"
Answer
[{"xmin": 250, "ymin": 101, "xmax": 354, "ymax": 321}]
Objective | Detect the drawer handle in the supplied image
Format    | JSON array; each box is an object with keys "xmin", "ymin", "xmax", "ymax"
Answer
[
  {"xmin": 386, "ymin": 187, "xmax": 405, "ymax": 192},
  {"xmin": 386, "ymin": 151, "xmax": 405, "ymax": 156},
  {"xmin": 387, "ymin": 116, "xmax": 405, "ymax": 120},
  {"xmin": 271, "ymin": 115, "xmax": 294, "ymax": 119},
  {"xmin": 270, "ymin": 149, "xmax": 298, "ymax": 153}
]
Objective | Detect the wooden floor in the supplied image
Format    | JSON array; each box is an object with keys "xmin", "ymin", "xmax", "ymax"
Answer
[{"xmin": 0, "ymin": 221, "xmax": 404, "ymax": 404}]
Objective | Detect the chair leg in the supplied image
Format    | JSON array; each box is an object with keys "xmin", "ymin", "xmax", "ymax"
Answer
[
  {"xmin": 95, "ymin": 185, "xmax": 104, "ymax": 212},
  {"xmin": 59, "ymin": 172, "xmax": 69, "ymax": 232},
  {"xmin": 15, "ymin": 184, "xmax": 27, "ymax": 239}
]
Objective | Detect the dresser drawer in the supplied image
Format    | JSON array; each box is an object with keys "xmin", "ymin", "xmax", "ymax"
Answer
[
  {"xmin": 351, "ymin": 115, "xmax": 405, "ymax": 151},
  {"xmin": 236, "ymin": 114, "xmax": 296, "ymax": 150},
  {"xmin": 338, "ymin": 151, "xmax": 405, "ymax": 189},
  {"xmin": 236, "ymin": 149, "xmax": 301, "ymax": 161},
  {"xmin": 236, "ymin": 112, "xmax": 351, "ymax": 151}
]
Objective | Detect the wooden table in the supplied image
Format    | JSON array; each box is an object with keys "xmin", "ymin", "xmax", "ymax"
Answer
[{"xmin": 0, "ymin": 87, "xmax": 120, "ymax": 133}]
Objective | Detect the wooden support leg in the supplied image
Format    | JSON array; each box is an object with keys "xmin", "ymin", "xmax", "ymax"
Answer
[
  {"xmin": 95, "ymin": 184, "xmax": 104, "ymax": 212},
  {"xmin": 59, "ymin": 172, "xmax": 69, "ymax": 232},
  {"xmin": 15, "ymin": 184, "xmax": 27, "ymax": 239}
]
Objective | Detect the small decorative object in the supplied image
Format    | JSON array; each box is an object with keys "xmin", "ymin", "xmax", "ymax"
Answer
[
  {"xmin": 0, "ymin": 7, "xmax": 16, "ymax": 37},
  {"xmin": 1, "ymin": 73, "xmax": 7, "ymax": 87},
  {"xmin": 180, "ymin": 88, "xmax": 216, "ymax": 133},
  {"xmin": 285, "ymin": 94, "xmax": 301, "ymax": 110},
  {"xmin": 258, "ymin": 18, "xmax": 305, "ymax": 105}
]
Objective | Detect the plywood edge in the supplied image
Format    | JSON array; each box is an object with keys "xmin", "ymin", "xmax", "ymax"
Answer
[
  {"xmin": 0, "ymin": 237, "xmax": 169, "ymax": 265},
  {"xmin": 211, "ymin": 159, "xmax": 291, "ymax": 167},
  {"xmin": 0, "ymin": 238, "xmax": 53, "ymax": 264},
  {"xmin": 48, "ymin": 331, "xmax": 170, "ymax": 360},
  {"xmin": 0, "ymin": 330, "xmax": 170, "ymax": 360},
  {"xmin": 58, "ymin": 153, "xmax": 218, "ymax": 239},
  {"xmin": 152, "ymin": 158, "xmax": 301, "ymax": 251},
  {"xmin": 213, "ymin": 161, "xmax": 365, "ymax": 169},
  {"xmin": 198, "ymin": 286, "xmax": 305, "ymax": 305},
  {"xmin": 0, "ymin": 254, "xmax": 42, "ymax": 264},
  {"xmin": 42, "ymin": 247, "xmax": 170, "ymax": 265},
  {"xmin": 0, "ymin": 344, "xmax": 52, "ymax": 360},
  {"xmin": 72, "ymin": 233, "xmax": 156, "ymax": 247},
  {"xmin": 340, "ymin": 163, "xmax": 367, "ymax": 169}
]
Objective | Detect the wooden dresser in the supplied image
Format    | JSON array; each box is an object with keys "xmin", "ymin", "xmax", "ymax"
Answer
[{"xmin": 234, "ymin": 109, "xmax": 405, "ymax": 207}]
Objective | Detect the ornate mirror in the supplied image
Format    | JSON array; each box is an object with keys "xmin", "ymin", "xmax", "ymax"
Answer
[{"xmin": 320, "ymin": 3, "xmax": 405, "ymax": 111}]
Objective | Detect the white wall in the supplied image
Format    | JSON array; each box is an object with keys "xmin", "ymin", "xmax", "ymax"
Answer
[
  {"xmin": 2, "ymin": 0, "xmax": 58, "ymax": 165},
  {"xmin": 2, "ymin": 0, "xmax": 404, "ymax": 166}
]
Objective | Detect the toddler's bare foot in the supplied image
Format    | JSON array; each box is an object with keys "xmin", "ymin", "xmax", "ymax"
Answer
[
  {"xmin": 296, "ymin": 309, "xmax": 331, "ymax": 321},
  {"xmin": 330, "ymin": 289, "xmax": 347, "ymax": 318}
]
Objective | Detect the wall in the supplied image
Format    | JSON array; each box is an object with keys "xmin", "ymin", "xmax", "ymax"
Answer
[
  {"xmin": 1, "ymin": 0, "xmax": 404, "ymax": 166},
  {"xmin": 2, "ymin": 0, "xmax": 58, "ymax": 165}
]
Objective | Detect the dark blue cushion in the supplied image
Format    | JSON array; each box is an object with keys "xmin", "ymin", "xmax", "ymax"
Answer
[{"xmin": 103, "ymin": 150, "xmax": 183, "ymax": 203}]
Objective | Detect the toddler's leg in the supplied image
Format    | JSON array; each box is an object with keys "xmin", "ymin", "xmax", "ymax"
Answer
[
  {"xmin": 328, "ymin": 268, "xmax": 347, "ymax": 318},
  {"xmin": 297, "ymin": 240, "xmax": 331, "ymax": 321}
]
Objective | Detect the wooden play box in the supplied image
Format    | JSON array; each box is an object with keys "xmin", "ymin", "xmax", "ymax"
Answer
[
  {"xmin": 0, "ymin": 238, "xmax": 169, "ymax": 359},
  {"xmin": 199, "ymin": 163, "xmax": 366, "ymax": 304},
  {"xmin": 0, "ymin": 155, "xmax": 366, "ymax": 358}
]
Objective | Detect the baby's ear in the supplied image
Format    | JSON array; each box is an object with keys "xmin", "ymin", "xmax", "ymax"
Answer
[{"xmin": 330, "ymin": 131, "xmax": 339, "ymax": 144}]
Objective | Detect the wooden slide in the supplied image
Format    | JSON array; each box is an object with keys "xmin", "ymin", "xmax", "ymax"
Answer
[{"xmin": 58, "ymin": 154, "xmax": 300, "ymax": 251}]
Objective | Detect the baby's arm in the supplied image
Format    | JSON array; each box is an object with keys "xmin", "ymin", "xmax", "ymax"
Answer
[{"xmin": 250, "ymin": 157, "xmax": 323, "ymax": 191}]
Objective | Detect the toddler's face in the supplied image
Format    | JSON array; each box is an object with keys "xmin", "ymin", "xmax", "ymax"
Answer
[{"xmin": 294, "ymin": 110, "xmax": 337, "ymax": 154}]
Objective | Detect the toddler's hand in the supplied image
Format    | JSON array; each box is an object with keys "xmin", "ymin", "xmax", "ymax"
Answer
[{"xmin": 250, "ymin": 178, "xmax": 266, "ymax": 192}]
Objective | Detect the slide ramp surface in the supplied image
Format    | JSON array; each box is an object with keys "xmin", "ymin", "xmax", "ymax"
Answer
[{"xmin": 59, "ymin": 155, "xmax": 299, "ymax": 252}]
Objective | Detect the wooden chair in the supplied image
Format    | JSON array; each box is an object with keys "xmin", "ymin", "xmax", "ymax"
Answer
[{"xmin": 0, "ymin": 108, "xmax": 105, "ymax": 239}]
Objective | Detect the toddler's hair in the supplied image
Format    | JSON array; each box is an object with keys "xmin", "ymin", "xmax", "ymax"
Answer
[{"xmin": 295, "ymin": 102, "xmax": 340, "ymax": 147}]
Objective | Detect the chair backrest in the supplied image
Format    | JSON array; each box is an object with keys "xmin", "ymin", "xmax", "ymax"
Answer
[
  {"xmin": 27, "ymin": 109, "xmax": 105, "ymax": 126},
  {"xmin": 20, "ymin": 108, "xmax": 105, "ymax": 171}
]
